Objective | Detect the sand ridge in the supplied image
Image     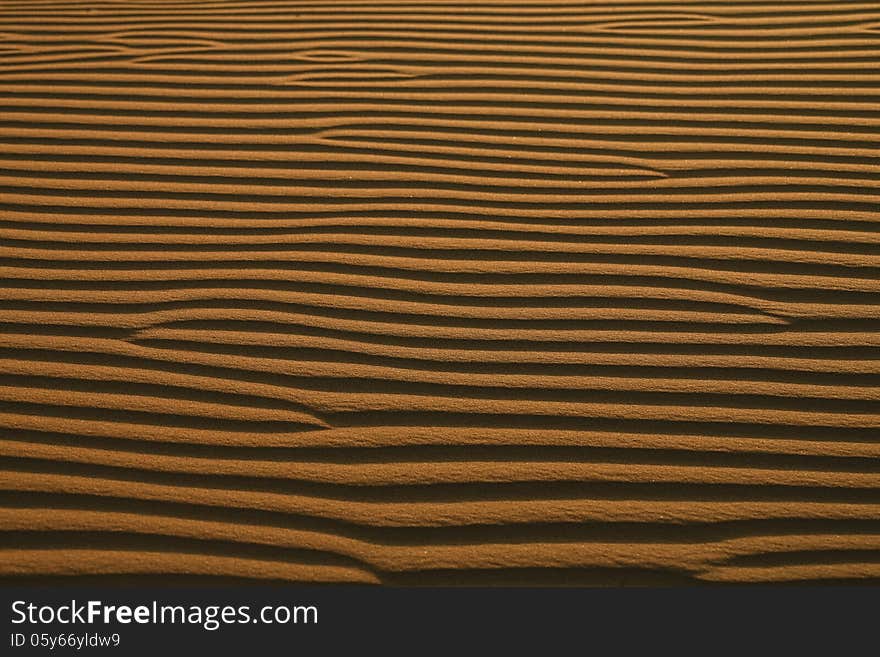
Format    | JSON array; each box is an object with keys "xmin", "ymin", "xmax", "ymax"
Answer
[{"xmin": 1, "ymin": 0, "xmax": 879, "ymax": 585}]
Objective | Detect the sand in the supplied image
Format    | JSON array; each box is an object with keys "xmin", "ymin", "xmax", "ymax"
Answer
[{"xmin": 0, "ymin": 0, "xmax": 879, "ymax": 585}]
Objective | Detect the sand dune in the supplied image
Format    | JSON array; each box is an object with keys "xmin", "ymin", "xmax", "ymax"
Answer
[{"xmin": 1, "ymin": 0, "xmax": 879, "ymax": 585}]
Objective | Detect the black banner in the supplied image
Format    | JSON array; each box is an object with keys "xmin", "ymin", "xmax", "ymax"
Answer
[{"xmin": 0, "ymin": 586, "xmax": 874, "ymax": 654}]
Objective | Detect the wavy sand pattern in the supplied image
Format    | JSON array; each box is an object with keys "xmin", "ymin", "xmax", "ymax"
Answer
[{"xmin": 1, "ymin": 0, "xmax": 879, "ymax": 585}]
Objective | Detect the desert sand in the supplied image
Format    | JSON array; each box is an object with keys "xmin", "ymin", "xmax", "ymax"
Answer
[{"xmin": 0, "ymin": 0, "xmax": 879, "ymax": 585}]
